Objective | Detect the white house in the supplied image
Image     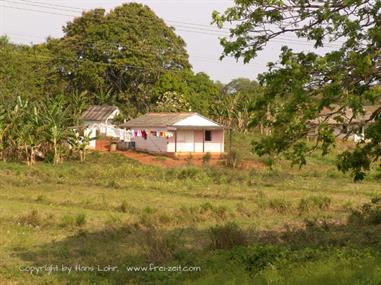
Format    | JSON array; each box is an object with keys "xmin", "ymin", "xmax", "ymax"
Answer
[
  {"xmin": 81, "ymin": 105, "xmax": 120, "ymax": 128},
  {"xmin": 81, "ymin": 105, "xmax": 123, "ymax": 149},
  {"xmin": 120, "ymin": 112, "xmax": 225, "ymax": 155}
]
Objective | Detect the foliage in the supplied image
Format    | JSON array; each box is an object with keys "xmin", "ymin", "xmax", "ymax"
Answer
[
  {"xmin": 209, "ymin": 222, "xmax": 248, "ymax": 250},
  {"xmin": 213, "ymin": 0, "xmax": 381, "ymax": 179},
  {"xmin": 45, "ymin": 3, "xmax": 191, "ymax": 115},
  {"xmin": 225, "ymin": 150, "xmax": 240, "ymax": 168},
  {"xmin": 155, "ymin": 91, "xmax": 191, "ymax": 112},
  {"xmin": 349, "ymin": 197, "xmax": 381, "ymax": 225},
  {"xmin": 0, "ymin": 95, "xmax": 90, "ymax": 165},
  {"xmin": 0, "ymin": 151, "xmax": 381, "ymax": 284},
  {"xmin": 153, "ymin": 71, "xmax": 222, "ymax": 115},
  {"xmin": 211, "ymin": 78, "xmax": 263, "ymax": 131}
]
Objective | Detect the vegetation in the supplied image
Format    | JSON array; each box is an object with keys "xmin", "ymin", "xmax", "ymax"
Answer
[
  {"xmin": 2, "ymin": 1, "xmax": 381, "ymax": 284},
  {"xmin": 1, "ymin": 134, "xmax": 381, "ymax": 284},
  {"xmin": 0, "ymin": 95, "xmax": 92, "ymax": 165},
  {"xmin": 214, "ymin": 0, "xmax": 381, "ymax": 179}
]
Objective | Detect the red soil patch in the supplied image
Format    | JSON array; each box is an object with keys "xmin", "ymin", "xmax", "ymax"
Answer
[
  {"xmin": 94, "ymin": 138, "xmax": 264, "ymax": 169},
  {"xmin": 115, "ymin": 151, "xmax": 223, "ymax": 168}
]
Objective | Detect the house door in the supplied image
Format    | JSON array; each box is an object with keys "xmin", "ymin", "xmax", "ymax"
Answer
[{"xmin": 177, "ymin": 130, "xmax": 194, "ymax": 152}]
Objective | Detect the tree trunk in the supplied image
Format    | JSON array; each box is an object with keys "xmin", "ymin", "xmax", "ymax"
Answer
[
  {"xmin": 79, "ymin": 149, "xmax": 84, "ymax": 163},
  {"xmin": 30, "ymin": 146, "xmax": 36, "ymax": 165}
]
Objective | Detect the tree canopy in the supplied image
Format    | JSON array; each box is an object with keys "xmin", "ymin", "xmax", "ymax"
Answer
[
  {"xmin": 45, "ymin": 3, "xmax": 192, "ymax": 115},
  {"xmin": 214, "ymin": 0, "xmax": 381, "ymax": 180}
]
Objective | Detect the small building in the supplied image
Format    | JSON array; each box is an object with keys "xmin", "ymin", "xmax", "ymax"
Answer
[
  {"xmin": 120, "ymin": 112, "xmax": 225, "ymax": 154},
  {"xmin": 81, "ymin": 105, "xmax": 124, "ymax": 149},
  {"xmin": 81, "ymin": 105, "xmax": 120, "ymax": 128},
  {"xmin": 308, "ymin": 105, "xmax": 379, "ymax": 142}
]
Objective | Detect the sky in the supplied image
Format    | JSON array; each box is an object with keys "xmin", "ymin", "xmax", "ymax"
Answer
[{"xmin": 0, "ymin": 0, "xmax": 332, "ymax": 83}]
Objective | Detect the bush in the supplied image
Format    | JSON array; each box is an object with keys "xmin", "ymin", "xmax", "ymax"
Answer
[
  {"xmin": 61, "ymin": 215, "xmax": 75, "ymax": 228},
  {"xmin": 119, "ymin": 201, "xmax": 128, "ymax": 213},
  {"xmin": 177, "ymin": 167, "xmax": 201, "ymax": 180},
  {"xmin": 225, "ymin": 151, "xmax": 240, "ymax": 168},
  {"xmin": 268, "ymin": 198, "xmax": 292, "ymax": 214},
  {"xmin": 35, "ymin": 195, "xmax": 47, "ymax": 202},
  {"xmin": 18, "ymin": 210, "xmax": 42, "ymax": 227},
  {"xmin": 298, "ymin": 196, "xmax": 332, "ymax": 214},
  {"xmin": 141, "ymin": 227, "xmax": 181, "ymax": 263},
  {"xmin": 107, "ymin": 179, "xmax": 121, "ymax": 189},
  {"xmin": 348, "ymin": 197, "xmax": 381, "ymax": 225},
  {"xmin": 209, "ymin": 222, "xmax": 248, "ymax": 250},
  {"xmin": 75, "ymin": 213, "xmax": 86, "ymax": 226},
  {"xmin": 185, "ymin": 153, "xmax": 193, "ymax": 165},
  {"xmin": 202, "ymin": 152, "xmax": 212, "ymax": 165}
]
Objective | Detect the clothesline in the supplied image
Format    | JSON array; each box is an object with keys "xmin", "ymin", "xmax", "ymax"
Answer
[{"xmin": 127, "ymin": 129, "xmax": 174, "ymax": 140}]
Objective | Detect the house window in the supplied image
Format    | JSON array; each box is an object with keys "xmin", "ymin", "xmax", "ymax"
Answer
[{"xmin": 205, "ymin": 130, "xmax": 212, "ymax": 142}]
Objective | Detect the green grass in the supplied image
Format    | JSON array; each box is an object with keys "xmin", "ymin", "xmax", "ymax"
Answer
[{"xmin": 1, "ymin": 137, "xmax": 381, "ymax": 284}]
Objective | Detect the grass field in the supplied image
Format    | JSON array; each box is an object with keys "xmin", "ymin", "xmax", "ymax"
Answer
[{"xmin": 1, "ymin": 134, "xmax": 381, "ymax": 284}]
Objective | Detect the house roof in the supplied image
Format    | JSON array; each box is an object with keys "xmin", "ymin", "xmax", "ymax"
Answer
[
  {"xmin": 81, "ymin": 105, "xmax": 119, "ymax": 121},
  {"xmin": 121, "ymin": 112, "xmax": 223, "ymax": 129},
  {"xmin": 310, "ymin": 105, "xmax": 380, "ymax": 125}
]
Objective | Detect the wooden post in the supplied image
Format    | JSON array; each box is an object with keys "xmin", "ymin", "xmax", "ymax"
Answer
[
  {"xmin": 229, "ymin": 128, "xmax": 232, "ymax": 154},
  {"xmin": 202, "ymin": 130, "xmax": 205, "ymax": 153},
  {"xmin": 193, "ymin": 130, "xmax": 196, "ymax": 152},
  {"xmin": 175, "ymin": 130, "xmax": 177, "ymax": 153}
]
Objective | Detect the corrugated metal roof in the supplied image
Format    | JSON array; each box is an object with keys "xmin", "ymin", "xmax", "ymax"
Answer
[
  {"xmin": 81, "ymin": 105, "xmax": 119, "ymax": 121},
  {"xmin": 121, "ymin": 112, "xmax": 223, "ymax": 128},
  {"xmin": 310, "ymin": 105, "xmax": 380, "ymax": 125}
]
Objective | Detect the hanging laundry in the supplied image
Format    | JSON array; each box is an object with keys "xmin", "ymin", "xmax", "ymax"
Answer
[{"xmin": 142, "ymin": 130, "xmax": 147, "ymax": 140}]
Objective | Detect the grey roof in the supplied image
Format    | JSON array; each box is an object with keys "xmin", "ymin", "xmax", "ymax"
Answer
[
  {"xmin": 310, "ymin": 105, "xmax": 380, "ymax": 125},
  {"xmin": 121, "ymin": 112, "xmax": 223, "ymax": 129},
  {"xmin": 81, "ymin": 105, "xmax": 118, "ymax": 121}
]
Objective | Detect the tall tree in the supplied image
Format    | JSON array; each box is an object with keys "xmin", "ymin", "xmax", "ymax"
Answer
[
  {"xmin": 211, "ymin": 78, "xmax": 262, "ymax": 131},
  {"xmin": 214, "ymin": 0, "xmax": 381, "ymax": 180},
  {"xmin": 0, "ymin": 36, "xmax": 58, "ymax": 102},
  {"xmin": 46, "ymin": 3, "xmax": 191, "ymax": 114},
  {"xmin": 153, "ymin": 71, "xmax": 221, "ymax": 116}
]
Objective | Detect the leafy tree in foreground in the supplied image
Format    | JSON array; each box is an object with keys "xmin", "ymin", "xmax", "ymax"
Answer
[{"xmin": 213, "ymin": 0, "xmax": 381, "ymax": 180}]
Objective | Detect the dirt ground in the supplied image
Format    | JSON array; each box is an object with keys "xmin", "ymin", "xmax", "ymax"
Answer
[
  {"xmin": 107, "ymin": 150, "xmax": 264, "ymax": 170},
  {"xmin": 114, "ymin": 151, "xmax": 225, "ymax": 167}
]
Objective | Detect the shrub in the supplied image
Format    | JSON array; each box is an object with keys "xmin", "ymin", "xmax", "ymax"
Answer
[
  {"xmin": 202, "ymin": 152, "xmax": 212, "ymax": 165},
  {"xmin": 225, "ymin": 151, "xmax": 240, "ymax": 168},
  {"xmin": 119, "ymin": 201, "xmax": 128, "ymax": 213},
  {"xmin": 75, "ymin": 213, "xmax": 86, "ymax": 226},
  {"xmin": 141, "ymin": 227, "xmax": 181, "ymax": 263},
  {"xmin": 35, "ymin": 195, "xmax": 47, "ymax": 202},
  {"xmin": 18, "ymin": 210, "xmax": 42, "ymax": 227},
  {"xmin": 268, "ymin": 198, "xmax": 292, "ymax": 214},
  {"xmin": 213, "ymin": 206, "xmax": 228, "ymax": 220},
  {"xmin": 177, "ymin": 167, "xmax": 200, "ymax": 180},
  {"xmin": 158, "ymin": 213, "xmax": 172, "ymax": 225},
  {"xmin": 200, "ymin": 202, "xmax": 214, "ymax": 213},
  {"xmin": 61, "ymin": 215, "xmax": 75, "ymax": 228},
  {"xmin": 348, "ymin": 197, "xmax": 381, "ymax": 225},
  {"xmin": 107, "ymin": 179, "xmax": 121, "ymax": 189},
  {"xmin": 185, "ymin": 153, "xmax": 193, "ymax": 165},
  {"xmin": 209, "ymin": 222, "xmax": 248, "ymax": 250},
  {"xmin": 298, "ymin": 196, "xmax": 332, "ymax": 214}
]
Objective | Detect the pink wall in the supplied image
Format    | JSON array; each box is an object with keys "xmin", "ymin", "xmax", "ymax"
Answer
[
  {"xmin": 131, "ymin": 128, "xmax": 168, "ymax": 153},
  {"xmin": 204, "ymin": 130, "xmax": 224, "ymax": 153},
  {"xmin": 169, "ymin": 129, "xmax": 224, "ymax": 153},
  {"xmin": 132, "ymin": 129, "xmax": 225, "ymax": 154}
]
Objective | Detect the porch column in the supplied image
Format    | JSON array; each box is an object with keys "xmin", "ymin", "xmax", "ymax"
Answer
[
  {"xmin": 174, "ymin": 130, "xmax": 177, "ymax": 153},
  {"xmin": 202, "ymin": 130, "xmax": 205, "ymax": 153},
  {"xmin": 193, "ymin": 130, "xmax": 195, "ymax": 152}
]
